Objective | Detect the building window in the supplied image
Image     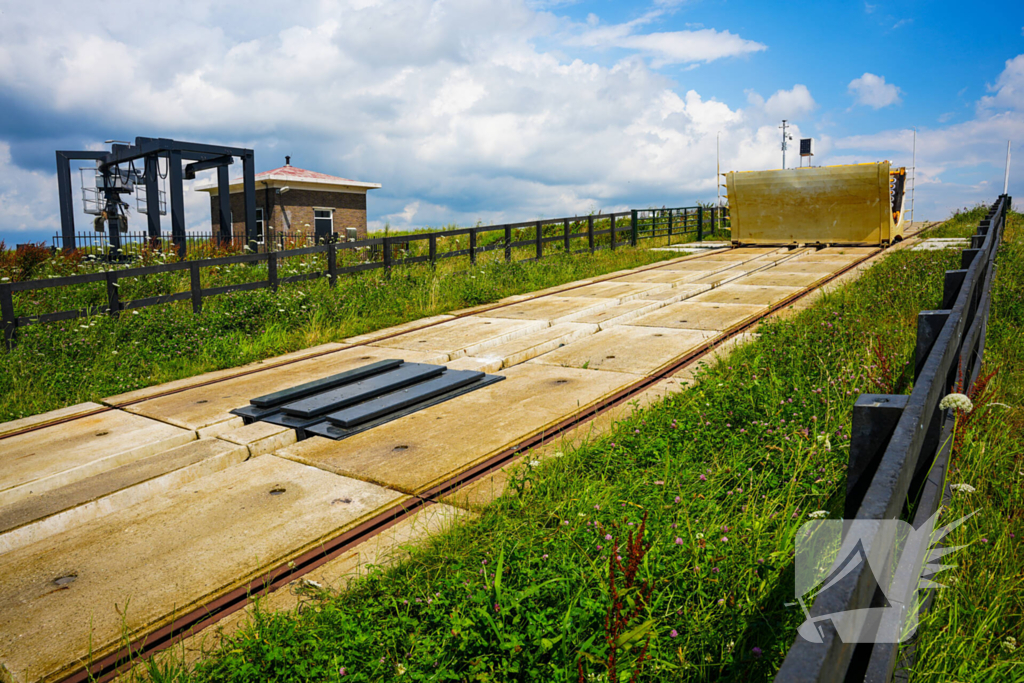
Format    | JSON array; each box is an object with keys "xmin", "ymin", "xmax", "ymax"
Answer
[
  {"xmin": 255, "ymin": 207, "xmax": 265, "ymax": 240},
  {"xmin": 313, "ymin": 208, "xmax": 334, "ymax": 240}
]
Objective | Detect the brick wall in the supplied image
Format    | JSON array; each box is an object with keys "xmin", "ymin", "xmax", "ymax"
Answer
[{"xmin": 208, "ymin": 189, "xmax": 368, "ymax": 240}]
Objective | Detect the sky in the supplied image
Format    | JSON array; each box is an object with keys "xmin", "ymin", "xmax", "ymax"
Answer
[{"xmin": 0, "ymin": 0, "xmax": 1022, "ymax": 245}]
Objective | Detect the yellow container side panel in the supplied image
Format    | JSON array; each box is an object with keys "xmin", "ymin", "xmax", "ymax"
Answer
[{"xmin": 727, "ymin": 162, "xmax": 897, "ymax": 245}]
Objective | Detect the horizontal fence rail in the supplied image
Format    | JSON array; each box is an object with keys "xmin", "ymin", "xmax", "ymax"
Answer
[
  {"xmin": 775, "ymin": 195, "xmax": 1011, "ymax": 683},
  {"xmin": 3, "ymin": 205, "xmax": 730, "ymax": 347}
]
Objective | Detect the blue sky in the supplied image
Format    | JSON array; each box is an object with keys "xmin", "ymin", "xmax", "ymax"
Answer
[{"xmin": 1, "ymin": 0, "xmax": 1022, "ymax": 244}]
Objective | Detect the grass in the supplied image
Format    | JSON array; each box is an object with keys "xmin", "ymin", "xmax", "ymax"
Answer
[
  {"xmin": 924, "ymin": 205, "xmax": 991, "ymax": 239},
  {"xmin": 0, "ymin": 242, "xmax": 690, "ymax": 422},
  {"xmin": 126, "ymin": 211, "xmax": 1019, "ymax": 682},
  {"xmin": 907, "ymin": 207, "xmax": 1024, "ymax": 681}
]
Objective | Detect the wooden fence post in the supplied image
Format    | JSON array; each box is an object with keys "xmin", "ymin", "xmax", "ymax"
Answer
[
  {"xmin": 470, "ymin": 228, "xmax": 477, "ymax": 265},
  {"xmin": 504, "ymin": 225, "xmax": 512, "ymax": 262},
  {"xmin": 190, "ymin": 262, "xmax": 202, "ymax": 314},
  {"xmin": 430, "ymin": 233, "xmax": 438, "ymax": 268},
  {"xmin": 610, "ymin": 215, "xmax": 616, "ymax": 249},
  {"xmin": 1, "ymin": 283, "xmax": 16, "ymax": 349},
  {"xmin": 587, "ymin": 216, "xmax": 595, "ymax": 253},
  {"xmin": 697, "ymin": 206, "xmax": 704, "ymax": 242},
  {"xmin": 105, "ymin": 271, "xmax": 120, "ymax": 318},
  {"xmin": 383, "ymin": 236, "xmax": 393, "ymax": 276},
  {"xmin": 563, "ymin": 218, "xmax": 570, "ymax": 253},
  {"xmin": 327, "ymin": 242, "xmax": 337, "ymax": 287},
  {"xmin": 630, "ymin": 210, "xmax": 638, "ymax": 247},
  {"xmin": 268, "ymin": 252, "xmax": 278, "ymax": 292},
  {"xmin": 535, "ymin": 221, "xmax": 543, "ymax": 261},
  {"xmin": 667, "ymin": 209, "xmax": 673, "ymax": 242}
]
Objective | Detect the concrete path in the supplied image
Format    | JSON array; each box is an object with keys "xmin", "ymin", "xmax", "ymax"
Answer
[{"xmin": 0, "ymin": 244, "xmax": 878, "ymax": 682}]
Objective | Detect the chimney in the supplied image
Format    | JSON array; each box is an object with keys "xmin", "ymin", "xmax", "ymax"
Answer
[{"xmin": 285, "ymin": 156, "xmax": 291, "ymax": 166}]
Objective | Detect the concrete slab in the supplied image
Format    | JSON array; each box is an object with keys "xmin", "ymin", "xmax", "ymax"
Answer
[
  {"xmin": 0, "ymin": 411, "xmax": 195, "ymax": 510},
  {"xmin": 813, "ymin": 247, "xmax": 878, "ymax": 255},
  {"xmin": 628, "ymin": 301, "xmax": 767, "ymax": 331},
  {"xmin": 528, "ymin": 325, "xmax": 709, "ymax": 375},
  {"xmin": 564, "ymin": 282, "xmax": 671, "ymax": 302},
  {"xmin": 340, "ymin": 315, "xmax": 456, "ymax": 345},
  {"xmin": 445, "ymin": 356, "xmax": 505, "ymax": 373},
  {"xmin": 0, "ymin": 403, "xmax": 105, "ymax": 439},
  {"xmin": 461, "ymin": 322, "xmax": 599, "ymax": 369},
  {"xmin": 0, "ymin": 439, "xmax": 248, "ymax": 555},
  {"xmin": 689, "ymin": 284, "xmax": 803, "ymax": 307},
  {"xmin": 639, "ymin": 283, "xmax": 712, "ymax": 302},
  {"xmin": 613, "ymin": 269, "xmax": 709, "ymax": 285},
  {"xmin": 785, "ymin": 253, "xmax": 860, "ymax": 264},
  {"xmin": 125, "ymin": 346, "xmax": 448, "ymax": 432},
  {"xmin": 657, "ymin": 259, "xmax": 742, "ymax": 272},
  {"xmin": 481, "ymin": 297, "xmax": 617, "ymax": 324},
  {"xmin": 277, "ymin": 363, "xmax": 638, "ymax": 495},
  {"xmin": 573, "ymin": 300, "xmax": 664, "ymax": 327},
  {"xmin": 0, "ymin": 455, "xmax": 406, "ymax": 683},
  {"xmin": 217, "ymin": 421, "xmax": 297, "ymax": 458},
  {"xmin": 729, "ymin": 271, "xmax": 826, "ymax": 288},
  {"xmin": 148, "ymin": 503, "xmax": 476, "ymax": 670},
  {"xmin": 103, "ymin": 343, "xmax": 348, "ymax": 407},
  {"xmin": 370, "ymin": 317, "xmax": 545, "ymax": 357},
  {"xmin": 758, "ymin": 260, "xmax": 853, "ymax": 274}
]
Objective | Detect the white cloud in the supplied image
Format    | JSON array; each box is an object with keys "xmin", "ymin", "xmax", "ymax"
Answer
[
  {"xmin": 979, "ymin": 54, "xmax": 1024, "ymax": 112},
  {"xmin": 0, "ymin": 142, "xmax": 59, "ymax": 242},
  {"xmin": 848, "ymin": 72, "xmax": 902, "ymax": 109},
  {"xmin": 763, "ymin": 84, "xmax": 816, "ymax": 119},
  {"xmin": 0, "ymin": 0, "xmax": 786, "ymax": 239}
]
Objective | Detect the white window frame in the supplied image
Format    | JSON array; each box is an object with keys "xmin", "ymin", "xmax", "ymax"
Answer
[
  {"xmin": 313, "ymin": 207, "xmax": 334, "ymax": 235},
  {"xmin": 255, "ymin": 207, "xmax": 265, "ymax": 240}
]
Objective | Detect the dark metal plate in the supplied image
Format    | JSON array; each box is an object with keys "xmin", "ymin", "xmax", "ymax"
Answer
[{"xmin": 280, "ymin": 362, "xmax": 444, "ymax": 419}]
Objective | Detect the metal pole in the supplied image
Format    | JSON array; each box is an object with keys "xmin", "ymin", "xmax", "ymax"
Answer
[
  {"xmin": 780, "ymin": 120, "xmax": 790, "ymax": 170},
  {"xmin": 1004, "ymin": 140, "xmax": 1012, "ymax": 196},
  {"xmin": 145, "ymin": 155, "xmax": 161, "ymax": 247},
  {"xmin": 56, "ymin": 152, "xmax": 76, "ymax": 252},
  {"xmin": 717, "ymin": 131, "xmax": 721, "ymax": 233},
  {"xmin": 168, "ymin": 150, "xmax": 186, "ymax": 258},
  {"xmin": 911, "ymin": 128, "xmax": 917, "ymax": 226}
]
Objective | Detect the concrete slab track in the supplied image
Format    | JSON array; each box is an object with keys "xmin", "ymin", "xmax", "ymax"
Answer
[{"xmin": 0, "ymin": 243, "xmax": 887, "ymax": 682}]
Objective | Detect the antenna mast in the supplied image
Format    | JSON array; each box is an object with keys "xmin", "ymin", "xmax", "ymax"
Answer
[{"xmin": 780, "ymin": 120, "xmax": 793, "ymax": 169}]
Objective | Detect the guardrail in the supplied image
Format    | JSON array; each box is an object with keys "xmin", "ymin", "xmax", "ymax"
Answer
[
  {"xmin": 775, "ymin": 195, "xmax": 1011, "ymax": 682},
  {"xmin": 2, "ymin": 205, "xmax": 729, "ymax": 348}
]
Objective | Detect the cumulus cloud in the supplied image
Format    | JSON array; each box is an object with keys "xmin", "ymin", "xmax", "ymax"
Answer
[
  {"xmin": 979, "ymin": 54, "xmax": 1024, "ymax": 111},
  {"xmin": 0, "ymin": 142, "xmax": 59, "ymax": 242},
  {"xmin": 0, "ymin": 0, "xmax": 787, "ymax": 240},
  {"xmin": 848, "ymin": 72, "xmax": 902, "ymax": 109},
  {"xmin": 746, "ymin": 84, "xmax": 817, "ymax": 120}
]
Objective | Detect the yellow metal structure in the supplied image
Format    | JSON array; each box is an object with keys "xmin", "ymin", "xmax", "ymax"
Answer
[{"xmin": 726, "ymin": 161, "xmax": 906, "ymax": 246}]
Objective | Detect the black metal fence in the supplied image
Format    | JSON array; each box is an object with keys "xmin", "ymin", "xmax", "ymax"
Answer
[
  {"xmin": 3, "ymin": 205, "xmax": 728, "ymax": 347},
  {"xmin": 50, "ymin": 230, "xmax": 326, "ymax": 255},
  {"xmin": 775, "ymin": 195, "xmax": 1010, "ymax": 682}
]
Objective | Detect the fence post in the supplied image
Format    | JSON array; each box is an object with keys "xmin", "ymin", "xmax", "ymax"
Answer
[
  {"xmin": 667, "ymin": 210, "xmax": 673, "ymax": 242},
  {"xmin": 327, "ymin": 242, "xmax": 337, "ymax": 288},
  {"xmin": 610, "ymin": 215, "xmax": 617, "ymax": 250},
  {"xmin": 697, "ymin": 206, "xmax": 704, "ymax": 242},
  {"xmin": 470, "ymin": 228, "xmax": 477, "ymax": 265},
  {"xmin": 563, "ymin": 218, "xmax": 571, "ymax": 253},
  {"xmin": 504, "ymin": 225, "xmax": 512, "ymax": 262},
  {"xmin": 1, "ymin": 283, "xmax": 16, "ymax": 349},
  {"xmin": 535, "ymin": 221, "xmax": 543, "ymax": 261},
  {"xmin": 942, "ymin": 270, "xmax": 967, "ymax": 310},
  {"xmin": 844, "ymin": 394, "xmax": 908, "ymax": 518},
  {"xmin": 105, "ymin": 271, "xmax": 120, "ymax": 319},
  {"xmin": 630, "ymin": 210, "xmax": 638, "ymax": 247},
  {"xmin": 268, "ymin": 252, "xmax": 278, "ymax": 292},
  {"xmin": 189, "ymin": 262, "xmax": 202, "ymax": 314},
  {"xmin": 383, "ymin": 236, "xmax": 393, "ymax": 275},
  {"xmin": 430, "ymin": 234, "xmax": 438, "ymax": 268},
  {"xmin": 588, "ymin": 216, "xmax": 595, "ymax": 253},
  {"xmin": 914, "ymin": 310, "xmax": 951, "ymax": 381}
]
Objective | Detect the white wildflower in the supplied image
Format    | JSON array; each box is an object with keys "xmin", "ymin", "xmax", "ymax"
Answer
[
  {"xmin": 578, "ymin": 512, "xmax": 586, "ymax": 517},
  {"xmin": 809, "ymin": 510, "xmax": 828, "ymax": 519},
  {"xmin": 939, "ymin": 393, "xmax": 973, "ymax": 413},
  {"xmin": 552, "ymin": 451, "xmax": 564, "ymax": 458},
  {"xmin": 528, "ymin": 460, "xmax": 541, "ymax": 468},
  {"xmin": 1002, "ymin": 636, "xmax": 1017, "ymax": 653},
  {"xmin": 696, "ymin": 533, "xmax": 704, "ymax": 539},
  {"xmin": 949, "ymin": 483, "xmax": 976, "ymax": 494}
]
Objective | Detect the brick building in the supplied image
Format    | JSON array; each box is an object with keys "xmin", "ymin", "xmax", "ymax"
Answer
[{"xmin": 195, "ymin": 158, "xmax": 380, "ymax": 242}]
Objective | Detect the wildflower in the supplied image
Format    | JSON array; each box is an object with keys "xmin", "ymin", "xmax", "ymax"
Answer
[
  {"xmin": 1002, "ymin": 636, "xmax": 1017, "ymax": 653},
  {"xmin": 696, "ymin": 533, "xmax": 704, "ymax": 539},
  {"xmin": 529, "ymin": 460, "xmax": 541, "ymax": 468},
  {"xmin": 541, "ymin": 554, "xmax": 548, "ymax": 559},
  {"xmin": 604, "ymin": 533, "xmax": 612, "ymax": 540},
  {"xmin": 981, "ymin": 538, "xmax": 989, "ymax": 544},
  {"xmin": 654, "ymin": 480, "xmax": 664, "ymax": 485},
  {"xmin": 721, "ymin": 537, "xmax": 728, "ymax": 543},
  {"xmin": 674, "ymin": 496, "xmax": 681, "ymax": 503},
  {"xmin": 670, "ymin": 629, "xmax": 679, "ymax": 638},
  {"xmin": 339, "ymin": 667, "xmax": 347, "ymax": 676},
  {"xmin": 752, "ymin": 646, "xmax": 763, "ymax": 658},
  {"xmin": 717, "ymin": 598, "xmax": 725, "ymax": 605},
  {"xmin": 675, "ymin": 537, "xmax": 684, "ymax": 545},
  {"xmin": 939, "ymin": 393, "xmax": 974, "ymax": 413},
  {"xmin": 808, "ymin": 510, "xmax": 828, "ymax": 519},
  {"xmin": 950, "ymin": 483, "xmax": 976, "ymax": 494},
  {"xmin": 699, "ymin": 474, "xmax": 707, "ymax": 481}
]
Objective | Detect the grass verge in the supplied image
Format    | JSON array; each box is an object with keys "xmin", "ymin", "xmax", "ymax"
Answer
[{"xmin": 131, "ymin": 214, "xmax": 1022, "ymax": 682}]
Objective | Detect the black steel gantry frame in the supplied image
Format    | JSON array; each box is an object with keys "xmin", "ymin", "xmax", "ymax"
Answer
[{"xmin": 55, "ymin": 137, "xmax": 257, "ymax": 258}]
